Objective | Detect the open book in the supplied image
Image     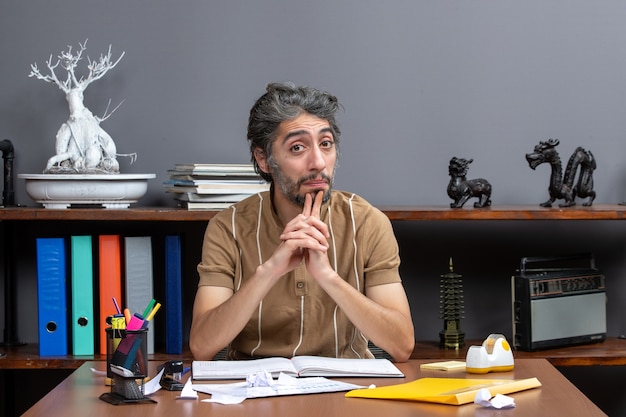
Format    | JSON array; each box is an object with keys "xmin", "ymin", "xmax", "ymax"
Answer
[{"xmin": 192, "ymin": 356, "xmax": 404, "ymax": 380}]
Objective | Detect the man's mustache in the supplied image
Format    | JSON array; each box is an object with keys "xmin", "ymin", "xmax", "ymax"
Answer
[{"xmin": 297, "ymin": 173, "xmax": 332, "ymax": 186}]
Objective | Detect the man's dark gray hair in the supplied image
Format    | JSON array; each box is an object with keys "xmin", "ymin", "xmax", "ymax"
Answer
[{"xmin": 247, "ymin": 82, "xmax": 341, "ymax": 182}]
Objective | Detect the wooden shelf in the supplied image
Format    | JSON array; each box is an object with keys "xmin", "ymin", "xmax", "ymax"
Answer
[
  {"xmin": 410, "ymin": 338, "xmax": 626, "ymax": 367},
  {"xmin": 0, "ymin": 343, "xmax": 194, "ymax": 370},
  {"xmin": 381, "ymin": 204, "xmax": 626, "ymax": 221},
  {"xmin": 2, "ymin": 204, "xmax": 626, "ymax": 222},
  {"xmin": 2, "ymin": 204, "xmax": 626, "ymax": 369},
  {"xmin": 0, "ymin": 206, "xmax": 219, "ymax": 221},
  {"xmin": 3, "ymin": 338, "xmax": 624, "ymax": 370}
]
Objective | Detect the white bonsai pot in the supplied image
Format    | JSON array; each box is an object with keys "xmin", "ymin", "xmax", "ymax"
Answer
[{"xmin": 19, "ymin": 173, "xmax": 155, "ymax": 209}]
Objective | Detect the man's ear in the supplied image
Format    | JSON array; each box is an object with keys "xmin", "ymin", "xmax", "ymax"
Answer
[{"xmin": 254, "ymin": 147, "xmax": 271, "ymax": 174}]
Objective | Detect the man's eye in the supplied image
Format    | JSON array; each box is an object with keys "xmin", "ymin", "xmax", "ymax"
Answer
[
  {"xmin": 321, "ymin": 140, "xmax": 334, "ymax": 148},
  {"xmin": 291, "ymin": 144, "xmax": 303, "ymax": 152}
]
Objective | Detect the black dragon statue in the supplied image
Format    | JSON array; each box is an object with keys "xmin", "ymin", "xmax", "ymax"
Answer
[
  {"xmin": 447, "ymin": 157, "xmax": 492, "ymax": 208},
  {"xmin": 525, "ymin": 138, "xmax": 596, "ymax": 207}
]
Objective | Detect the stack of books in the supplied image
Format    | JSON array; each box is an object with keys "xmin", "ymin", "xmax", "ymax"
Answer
[{"xmin": 164, "ymin": 163, "xmax": 269, "ymax": 210}]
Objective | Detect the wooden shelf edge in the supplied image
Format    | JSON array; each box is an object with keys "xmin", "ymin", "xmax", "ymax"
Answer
[
  {"xmin": 0, "ymin": 344, "xmax": 194, "ymax": 370},
  {"xmin": 410, "ymin": 338, "xmax": 626, "ymax": 367},
  {"xmin": 2, "ymin": 204, "xmax": 626, "ymax": 222},
  {"xmin": 2, "ymin": 339, "xmax": 625, "ymax": 369},
  {"xmin": 381, "ymin": 204, "xmax": 626, "ymax": 221},
  {"xmin": 0, "ymin": 206, "xmax": 218, "ymax": 221}
]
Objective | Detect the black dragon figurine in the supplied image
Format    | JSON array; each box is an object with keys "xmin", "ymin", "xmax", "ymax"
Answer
[
  {"xmin": 525, "ymin": 138, "xmax": 596, "ymax": 207},
  {"xmin": 447, "ymin": 157, "xmax": 492, "ymax": 208}
]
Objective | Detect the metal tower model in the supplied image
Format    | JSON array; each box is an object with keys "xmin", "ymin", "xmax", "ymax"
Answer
[{"xmin": 439, "ymin": 258, "xmax": 465, "ymax": 349}]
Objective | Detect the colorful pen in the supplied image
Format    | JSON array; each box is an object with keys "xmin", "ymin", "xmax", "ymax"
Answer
[
  {"xmin": 145, "ymin": 302, "xmax": 161, "ymax": 322},
  {"xmin": 112, "ymin": 297, "xmax": 121, "ymax": 315},
  {"xmin": 140, "ymin": 302, "xmax": 161, "ymax": 329},
  {"xmin": 142, "ymin": 299, "xmax": 156, "ymax": 318},
  {"xmin": 123, "ymin": 308, "xmax": 132, "ymax": 325},
  {"xmin": 126, "ymin": 313, "xmax": 145, "ymax": 331}
]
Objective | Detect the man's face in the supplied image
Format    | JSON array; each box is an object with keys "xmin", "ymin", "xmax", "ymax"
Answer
[{"xmin": 262, "ymin": 113, "xmax": 337, "ymax": 206}]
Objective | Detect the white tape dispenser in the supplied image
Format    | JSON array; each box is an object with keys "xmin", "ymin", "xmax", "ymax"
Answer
[{"xmin": 465, "ymin": 333, "xmax": 514, "ymax": 374}]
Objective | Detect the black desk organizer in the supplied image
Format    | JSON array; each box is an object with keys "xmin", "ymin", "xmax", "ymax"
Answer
[{"xmin": 99, "ymin": 328, "xmax": 156, "ymax": 405}]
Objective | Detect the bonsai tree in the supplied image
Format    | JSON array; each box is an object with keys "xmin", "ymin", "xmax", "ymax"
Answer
[{"xmin": 29, "ymin": 40, "xmax": 135, "ymax": 174}]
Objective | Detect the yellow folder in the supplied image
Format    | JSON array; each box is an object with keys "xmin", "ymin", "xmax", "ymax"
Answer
[{"xmin": 345, "ymin": 377, "xmax": 541, "ymax": 405}]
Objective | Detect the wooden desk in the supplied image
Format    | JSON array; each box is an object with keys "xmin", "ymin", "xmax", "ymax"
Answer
[{"xmin": 22, "ymin": 359, "xmax": 606, "ymax": 417}]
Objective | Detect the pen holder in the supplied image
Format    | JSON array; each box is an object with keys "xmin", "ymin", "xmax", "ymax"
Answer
[
  {"xmin": 100, "ymin": 328, "xmax": 155, "ymax": 405},
  {"xmin": 104, "ymin": 326, "xmax": 124, "ymax": 380}
]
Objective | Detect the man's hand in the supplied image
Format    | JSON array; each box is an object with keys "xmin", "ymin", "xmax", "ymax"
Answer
[
  {"xmin": 299, "ymin": 191, "xmax": 336, "ymax": 281},
  {"xmin": 190, "ymin": 192, "xmax": 329, "ymax": 360},
  {"xmin": 297, "ymin": 191, "xmax": 415, "ymax": 362},
  {"xmin": 266, "ymin": 191, "xmax": 329, "ymax": 278},
  {"xmin": 302, "ymin": 190, "xmax": 324, "ymax": 219}
]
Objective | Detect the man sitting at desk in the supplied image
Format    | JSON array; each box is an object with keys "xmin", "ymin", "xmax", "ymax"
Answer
[{"xmin": 190, "ymin": 82, "xmax": 414, "ymax": 362}]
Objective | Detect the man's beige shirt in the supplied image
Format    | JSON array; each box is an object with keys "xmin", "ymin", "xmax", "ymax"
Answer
[{"xmin": 197, "ymin": 190, "xmax": 402, "ymax": 359}]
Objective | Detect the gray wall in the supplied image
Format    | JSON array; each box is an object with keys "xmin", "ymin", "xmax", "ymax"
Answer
[
  {"xmin": 2, "ymin": 2, "xmax": 626, "ymax": 346},
  {"xmin": 3, "ymin": 1, "xmax": 626, "ymax": 206}
]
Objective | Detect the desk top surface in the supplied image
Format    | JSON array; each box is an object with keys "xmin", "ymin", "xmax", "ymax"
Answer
[{"xmin": 22, "ymin": 358, "xmax": 606, "ymax": 417}]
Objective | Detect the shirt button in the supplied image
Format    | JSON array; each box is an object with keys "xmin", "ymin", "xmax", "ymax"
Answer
[{"xmin": 296, "ymin": 282, "xmax": 304, "ymax": 289}]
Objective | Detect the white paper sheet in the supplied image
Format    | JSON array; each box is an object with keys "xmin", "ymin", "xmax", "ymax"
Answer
[
  {"xmin": 193, "ymin": 373, "xmax": 362, "ymax": 403},
  {"xmin": 474, "ymin": 388, "xmax": 516, "ymax": 409},
  {"xmin": 177, "ymin": 376, "xmax": 199, "ymax": 400}
]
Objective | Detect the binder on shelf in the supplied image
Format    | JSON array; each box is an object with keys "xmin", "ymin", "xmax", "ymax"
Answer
[
  {"xmin": 124, "ymin": 236, "xmax": 155, "ymax": 354},
  {"xmin": 165, "ymin": 235, "xmax": 183, "ymax": 354},
  {"xmin": 98, "ymin": 235, "xmax": 123, "ymax": 355},
  {"xmin": 70, "ymin": 235, "xmax": 95, "ymax": 356},
  {"xmin": 36, "ymin": 237, "xmax": 68, "ymax": 356}
]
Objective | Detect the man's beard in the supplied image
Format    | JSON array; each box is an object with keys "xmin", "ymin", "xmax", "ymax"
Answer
[{"xmin": 269, "ymin": 160, "xmax": 334, "ymax": 206}]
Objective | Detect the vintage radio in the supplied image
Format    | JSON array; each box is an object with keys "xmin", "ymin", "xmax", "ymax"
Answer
[{"xmin": 511, "ymin": 254, "xmax": 606, "ymax": 351}]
